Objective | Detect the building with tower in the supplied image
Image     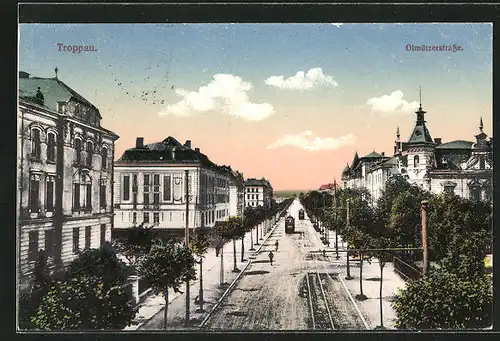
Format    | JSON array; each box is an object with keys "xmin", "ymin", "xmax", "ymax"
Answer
[{"xmin": 342, "ymin": 95, "xmax": 492, "ymax": 203}]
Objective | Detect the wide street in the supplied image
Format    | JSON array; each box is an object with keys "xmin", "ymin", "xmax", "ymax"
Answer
[{"xmin": 202, "ymin": 199, "xmax": 367, "ymax": 330}]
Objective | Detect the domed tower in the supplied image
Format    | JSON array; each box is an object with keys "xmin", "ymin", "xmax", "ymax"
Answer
[
  {"xmin": 341, "ymin": 163, "xmax": 351, "ymax": 188},
  {"xmin": 404, "ymin": 88, "xmax": 436, "ymax": 190}
]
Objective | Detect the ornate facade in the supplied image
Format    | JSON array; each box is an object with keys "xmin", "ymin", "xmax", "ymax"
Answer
[
  {"xmin": 342, "ymin": 102, "xmax": 492, "ymax": 203},
  {"xmin": 17, "ymin": 71, "xmax": 118, "ymax": 289}
]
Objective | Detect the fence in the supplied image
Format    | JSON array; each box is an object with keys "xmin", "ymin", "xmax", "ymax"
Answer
[{"xmin": 393, "ymin": 256, "xmax": 423, "ymax": 282}]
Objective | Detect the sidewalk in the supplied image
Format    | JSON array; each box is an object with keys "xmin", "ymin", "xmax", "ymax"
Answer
[
  {"xmin": 324, "ymin": 230, "xmax": 406, "ymax": 329},
  {"xmin": 125, "ymin": 216, "xmax": 284, "ymax": 330}
]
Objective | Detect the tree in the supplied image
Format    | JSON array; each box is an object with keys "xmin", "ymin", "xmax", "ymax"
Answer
[
  {"xmin": 388, "ymin": 192, "xmax": 422, "ymax": 251},
  {"xmin": 212, "ymin": 221, "xmax": 233, "ymax": 286},
  {"xmin": 371, "ymin": 237, "xmax": 395, "ymax": 329},
  {"xmin": 65, "ymin": 242, "xmax": 131, "ymax": 288},
  {"xmin": 112, "ymin": 227, "xmax": 154, "ymax": 273},
  {"xmin": 30, "ymin": 276, "xmax": 137, "ymax": 330},
  {"xmin": 227, "ymin": 216, "xmax": 245, "ymax": 272},
  {"xmin": 345, "ymin": 227, "xmax": 371, "ymax": 300},
  {"xmin": 189, "ymin": 228, "xmax": 211, "ymax": 311},
  {"xmin": 392, "ymin": 271, "xmax": 492, "ymax": 329},
  {"xmin": 139, "ymin": 239, "xmax": 197, "ymax": 329},
  {"xmin": 30, "ymin": 244, "xmax": 137, "ymax": 330}
]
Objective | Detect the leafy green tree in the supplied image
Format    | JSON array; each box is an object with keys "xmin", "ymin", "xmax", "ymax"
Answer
[
  {"xmin": 388, "ymin": 191, "xmax": 422, "ymax": 250},
  {"xmin": 392, "ymin": 271, "xmax": 492, "ymax": 329},
  {"xmin": 212, "ymin": 221, "xmax": 233, "ymax": 286},
  {"xmin": 227, "ymin": 216, "xmax": 245, "ymax": 272},
  {"xmin": 139, "ymin": 239, "xmax": 197, "ymax": 329},
  {"xmin": 345, "ymin": 227, "xmax": 371, "ymax": 300},
  {"xmin": 189, "ymin": 229, "xmax": 211, "ymax": 311},
  {"xmin": 371, "ymin": 237, "xmax": 395, "ymax": 329},
  {"xmin": 65, "ymin": 242, "xmax": 131, "ymax": 288},
  {"xmin": 31, "ymin": 276, "xmax": 137, "ymax": 330},
  {"xmin": 112, "ymin": 227, "xmax": 155, "ymax": 273}
]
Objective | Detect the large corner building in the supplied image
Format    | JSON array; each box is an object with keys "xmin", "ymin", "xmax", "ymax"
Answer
[{"xmin": 17, "ymin": 71, "xmax": 119, "ymax": 290}]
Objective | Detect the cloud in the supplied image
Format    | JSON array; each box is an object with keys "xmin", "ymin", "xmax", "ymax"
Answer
[
  {"xmin": 264, "ymin": 67, "xmax": 339, "ymax": 90},
  {"xmin": 331, "ymin": 23, "xmax": 343, "ymax": 27},
  {"xmin": 159, "ymin": 74, "xmax": 275, "ymax": 121},
  {"xmin": 366, "ymin": 90, "xmax": 419, "ymax": 114},
  {"xmin": 266, "ymin": 131, "xmax": 357, "ymax": 151}
]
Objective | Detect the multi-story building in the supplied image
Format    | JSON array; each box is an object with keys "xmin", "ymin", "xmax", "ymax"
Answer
[
  {"xmin": 113, "ymin": 137, "xmax": 242, "ymax": 236},
  {"xmin": 224, "ymin": 167, "xmax": 245, "ymax": 218},
  {"xmin": 17, "ymin": 71, "xmax": 118, "ymax": 290},
  {"xmin": 342, "ymin": 101, "xmax": 492, "ymax": 203},
  {"xmin": 244, "ymin": 178, "xmax": 273, "ymax": 208}
]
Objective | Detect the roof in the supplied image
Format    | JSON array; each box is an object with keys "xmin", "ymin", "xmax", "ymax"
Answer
[
  {"xmin": 435, "ymin": 140, "xmax": 474, "ymax": 150},
  {"xmin": 351, "ymin": 152, "xmax": 360, "ymax": 169},
  {"xmin": 245, "ymin": 178, "xmax": 272, "ymax": 189},
  {"xmin": 319, "ymin": 183, "xmax": 335, "ymax": 190},
  {"xmin": 362, "ymin": 151, "xmax": 384, "ymax": 159},
  {"xmin": 117, "ymin": 136, "xmax": 217, "ymax": 168},
  {"xmin": 407, "ymin": 107, "xmax": 434, "ymax": 145},
  {"xmin": 18, "ymin": 75, "xmax": 101, "ymax": 118}
]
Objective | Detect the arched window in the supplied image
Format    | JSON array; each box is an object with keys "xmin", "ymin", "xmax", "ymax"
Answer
[
  {"xmin": 31, "ymin": 129, "xmax": 41, "ymax": 159},
  {"xmin": 414, "ymin": 155, "xmax": 420, "ymax": 168},
  {"xmin": 101, "ymin": 147, "xmax": 108, "ymax": 170},
  {"xmin": 86, "ymin": 141, "xmax": 93, "ymax": 167},
  {"xmin": 73, "ymin": 171, "xmax": 92, "ymax": 211},
  {"xmin": 47, "ymin": 132, "xmax": 56, "ymax": 162},
  {"xmin": 74, "ymin": 138, "xmax": 82, "ymax": 164}
]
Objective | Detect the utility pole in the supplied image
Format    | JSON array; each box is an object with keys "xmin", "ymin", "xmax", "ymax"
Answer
[
  {"xmin": 345, "ymin": 198, "xmax": 353, "ymax": 280},
  {"xmin": 184, "ymin": 170, "xmax": 190, "ymax": 327},
  {"xmin": 421, "ymin": 200, "xmax": 429, "ymax": 276}
]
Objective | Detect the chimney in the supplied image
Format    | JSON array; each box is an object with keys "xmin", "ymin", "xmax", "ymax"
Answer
[
  {"xmin": 136, "ymin": 137, "xmax": 144, "ymax": 148},
  {"xmin": 195, "ymin": 147, "xmax": 200, "ymax": 153},
  {"xmin": 381, "ymin": 152, "xmax": 385, "ymax": 156},
  {"xmin": 184, "ymin": 140, "xmax": 191, "ymax": 148},
  {"xmin": 434, "ymin": 138, "xmax": 442, "ymax": 145}
]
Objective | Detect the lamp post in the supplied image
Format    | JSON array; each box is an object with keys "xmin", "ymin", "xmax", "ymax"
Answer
[
  {"xmin": 184, "ymin": 170, "xmax": 190, "ymax": 327},
  {"xmin": 345, "ymin": 198, "xmax": 353, "ymax": 280},
  {"xmin": 421, "ymin": 200, "xmax": 429, "ymax": 276}
]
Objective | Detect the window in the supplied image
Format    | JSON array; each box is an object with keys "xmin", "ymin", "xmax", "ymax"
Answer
[
  {"xmin": 123, "ymin": 175, "xmax": 130, "ymax": 201},
  {"xmin": 132, "ymin": 212, "xmax": 137, "ymax": 224},
  {"xmin": 31, "ymin": 129, "xmax": 41, "ymax": 159},
  {"xmin": 143, "ymin": 192, "xmax": 150, "ymax": 205},
  {"xmin": 144, "ymin": 212, "xmax": 150, "ymax": 223},
  {"xmin": 163, "ymin": 175, "xmax": 171, "ymax": 201},
  {"xmin": 101, "ymin": 147, "xmax": 108, "ymax": 170},
  {"xmin": 85, "ymin": 184, "xmax": 92, "ymax": 209},
  {"xmin": 443, "ymin": 182, "xmax": 456, "ymax": 196},
  {"xmin": 29, "ymin": 174, "xmax": 40, "ymax": 212},
  {"xmin": 153, "ymin": 174, "xmax": 160, "ymax": 186},
  {"xmin": 86, "ymin": 141, "xmax": 93, "ymax": 167},
  {"xmin": 47, "ymin": 133, "xmax": 56, "ymax": 162},
  {"xmin": 154, "ymin": 212, "xmax": 159, "ymax": 224},
  {"xmin": 414, "ymin": 155, "xmax": 420, "ymax": 168},
  {"xmin": 72, "ymin": 227, "xmax": 79, "ymax": 253},
  {"xmin": 44, "ymin": 229, "xmax": 55, "ymax": 258},
  {"xmin": 75, "ymin": 139, "xmax": 82, "ymax": 164},
  {"xmin": 73, "ymin": 183, "xmax": 80, "ymax": 209},
  {"xmin": 153, "ymin": 193, "xmax": 160, "ymax": 204},
  {"xmin": 46, "ymin": 176, "xmax": 55, "ymax": 212},
  {"xmin": 144, "ymin": 174, "xmax": 150, "ymax": 186},
  {"xmin": 100, "ymin": 224, "xmax": 106, "ymax": 246},
  {"xmin": 100, "ymin": 183, "xmax": 106, "ymax": 209},
  {"xmin": 28, "ymin": 231, "xmax": 39, "ymax": 261},
  {"xmin": 85, "ymin": 226, "xmax": 91, "ymax": 249}
]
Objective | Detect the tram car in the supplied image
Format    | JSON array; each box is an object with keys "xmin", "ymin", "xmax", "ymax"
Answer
[
  {"xmin": 298, "ymin": 209, "xmax": 305, "ymax": 220},
  {"xmin": 285, "ymin": 216, "xmax": 295, "ymax": 234}
]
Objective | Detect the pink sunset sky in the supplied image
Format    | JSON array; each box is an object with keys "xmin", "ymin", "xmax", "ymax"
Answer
[{"xmin": 19, "ymin": 24, "xmax": 492, "ymax": 191}]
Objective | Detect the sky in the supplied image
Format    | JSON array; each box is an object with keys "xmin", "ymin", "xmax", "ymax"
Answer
[{"xmin": 18, "ymin": 23, "xmax": 492, "ymax": 191}]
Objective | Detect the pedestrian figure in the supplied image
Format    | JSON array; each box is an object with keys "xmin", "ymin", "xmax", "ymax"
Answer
[
  {"xmin": 268, "ymin": 251, "xmax": 274, "ymax": 266},
  {"xmin": 275, "ymin": 240, "xmax": 279, "ymax": 252},
  {"xmin": 322, "ymin": 249, "xmax": 326, "ymax": 258}
]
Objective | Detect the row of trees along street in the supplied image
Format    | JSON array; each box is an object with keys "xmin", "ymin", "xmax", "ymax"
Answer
[
  {"xmin": 19, "ymin": 197, "xmax": 294, "ymax": 330},
  {"xmin": 299, "ymin": 175, "xmax": 493, "ymax": 330}
]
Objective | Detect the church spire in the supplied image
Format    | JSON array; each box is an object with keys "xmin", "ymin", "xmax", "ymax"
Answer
[
  {"xmin": 479, "ymin": 117, "xmax": 484, "ymax": 133},
  {"xmin": 419, "ymin": 85, "xmax": 422, "ymax": 111}
]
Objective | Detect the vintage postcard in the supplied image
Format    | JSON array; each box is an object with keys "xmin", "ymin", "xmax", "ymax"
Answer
[{"xmin": 17, "ymin": 16, "xmax": 493, "ymax": 332}]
